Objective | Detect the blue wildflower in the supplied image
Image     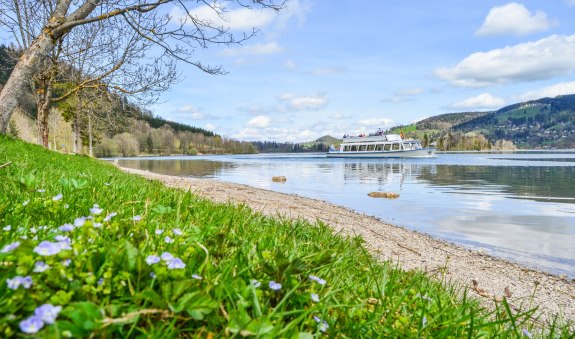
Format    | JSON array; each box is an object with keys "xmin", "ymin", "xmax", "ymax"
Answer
[
  {"xmin": 150, "ymin": 272, "xmax": 157, "ymax": 279},
  {"xmin": 93, "ymin": 222, "xmax": 103, "ymax": 228},
  {"xmin": 422, "ymin": 316, "xmax": 427, "ymax": 328},
  {"xmin": 74, "ymin": 217, "xmax": 86, "ymax": 227},
  {"xmin": 522, "ymin": 329, "xmax": 533, "ymax": 338},
  {"xmin": 34, "ymin": 241, "xmax": 67, "ymax": 256},
  {"xmin": 19, "ymin": 315, "xmax": 44, "ymax": 334},
  {"xmin": 55, "ymin": 235, "xmax": 70, "ymax": 243},
  {"xmin": 173, "ymin": 228, "xmax": 183, "ymax": 236},
  {"xmin": 52, "ymin": 193, "xmax": 63, "ymax": 201},
  {"xmin": 59, "ymin": 223, "xmax": 74, "ymax": 232},
  {"xmin": 269, "ymin": 281, "xmax": 282, "ymax": 291},
  {"xmin": 3, "ymin": 225, "xmax": 11, "ymax": 231},
  {"xmin": 311, "ymin": 293, "xmax": 320, "ymax": 303},
  {"xmin": 103, "ymin": 212, "xmax": 117, "ymax": 222},
  {"xmin": 319, "ymin": 321, "xmax": 329, "ymax": 332},
  {"xmin": 97, "ymin": 278, "xmax": 104, "ymax": 286},
  {"xmin": 145, "ymin": 255, "xmax": 161, "ymax": 265},
  {"xmin": 34, "ymin": 304, "xmax": 62, "ymax": 324},
  {"xmin": 62, "ymin": 259, "xmax": 71, "ymax": 267},
  {"xmin": 155, "ymin": 229, "xmax": 164, "ymax": 235},
  {"xmin": 1, "ymin": 241, "xmax": 20, "ymax": 253},
  {"xmin": 164, "ymin": 236, "xmax": 174, "ymax": 244},
  {"xmin": 33, "ymin": 261, "xmax": 51, "ymax": 273},
  {"xmin": 132, "ymin": 215, "xmax": 141, "ymax": 221},
  {"xmin": 191, "ymin": 274, "xmax": 202, "ymax": 280},
  {"xmin": 309, "ymin": 275, "xmax": 326, "ymax": 285},
  {"xmin": 161, "ymin": 252, "xmax": 174, "ymax": 262},
  {"xmin": 251, "ymin": 279, "xmax": 261, "ymax": 288},
  {"xmin": 167, "ymin": 258, "xmax": 186, "ymax": 269},
  {"xmin": 90, "ymin": 204, "xmax": 103, "ymax": 215},
  {"xmin": 6, "ymin": 276, "xmax": 32, "ymax": 290}
]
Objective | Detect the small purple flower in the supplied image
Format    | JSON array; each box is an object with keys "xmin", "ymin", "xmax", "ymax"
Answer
[
  {"xmin": 311, "ymin": 293, "xmax": 320, "ymax": 303},
  {"xmin": 145, "ymin": 255, "xmax": 161, "ymax": 265},
  {"xmin": 37, "ymin": 189, "xmax": 46, "ymax": 193},
  {"xmin": 90, "ymin": 204, "xmax": 104, "ymax": 215},
  {"xmin": 522, "ymin": 329, "xmax": 533, "ymax": 338},
  {"xmin": 191, "ymin": 274, "xmax": 202, "ymax": 280},
  {"xmin": 34, "ymin": 304, "xmax": 62, "ymax": 324},
  {"xmin": 74, "ymin": 217, "xmax": 86, "ymax": 227},
  {"xmin": 150, "ymin": 272, "xmax": 157, "ymax": 279},
  {"xmin": 97, "ymin": 278, "xmax": 104, "ymax": 286},
  {"xmin": 19, "ymin": 315, "xmax": 44, "ymax": 334},
  {"xmin": 161, "ymin": 252, "xmax": 174, "ymax": 262},
  {"xmin": 309, "ymin": 275, "xmax": 326, "ymax": 285},
  {"xmin": 55, "ymin": 235, "xmax": 70, "ymax": 243},
  {"xmin": 269, "ymin": 281, "xmax": 282, "ymax": 291},
  {"xmin": 34, "ymin": 241, "xmax": 66, "ymax": 256},
  {"xmin": 155, "ymin": 229, "xmax": 164, "ymax": 235},
  {"xmin": 59, "ymin": 223, "xmax": 74, "ymax": 232},
  {"xmin": 422, "ymin": 316, "xmax": 427, "ymax": 328},
  {"xmin": 3, "ymin": 225, "xmax": 12, "ymax": 231},
  {"xmin": 164, "ymin": 236, "xmax": 174, "ymax": 244},
  {"xmin": 93, "ymin": 222, "xmax": 103, "ymax": 228},
  {"xmin": 6, "ymin": 276, "xmax": 32, "ymax": 289},
  {"xmin": 319, "ymin": 320, "xmax": 329, "ymax": 332},
  {"xmin": 52, "ymin": 193, "xmax": 63, "ymax": 201},
  {"xmin": 173, "ymin": 228, "xmax": 183, "ymax": 236},
  {"xmin": 33, "ymin": 261, "xmax": 51, "ymax": 273},
  {"xmin": 1, "ymin": 241, "xmax": 20, "ymax": 253},
  {"xmin": 313, "ymin": 316, "xmax": 321, "ymax": 323},
  {"xmin": 167, "ymin": 257, "xmax": 186, "ymax": 269},
  {"xmin": 30, "ymin": 227, "xmax": 37, "ymax": 234},
  {"xmin": 103, "ymin": 212, "xmax": 117, "ymax": 222},
  {"xmin": 132, "ymin": 215, "xmax": 141, "ymax": 221},
  {"xmin": 251, "ymin": 279, "xmax": 261, "ymax": 288},
  {"xmin": 62, "ymin": 259, "xmax": 71, "ymax": 267}
]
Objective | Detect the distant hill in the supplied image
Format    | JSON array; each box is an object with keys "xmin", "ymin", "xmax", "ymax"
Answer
[
  {"xmin": 314, "ymin": 135, "xmax": 341, "ymax": 145},
  {"xmin": 451, "ymin": 94, "xmax": 575, "ymax": 148}
]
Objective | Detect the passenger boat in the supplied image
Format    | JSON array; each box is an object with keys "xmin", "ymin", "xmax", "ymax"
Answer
[{"xmin": 326, "ymin": 132, "xmax": 436, "ymax": 158}]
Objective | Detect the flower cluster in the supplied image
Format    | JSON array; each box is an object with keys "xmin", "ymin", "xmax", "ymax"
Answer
[
  {"xmin": 6, "ymin": 276, "xmax": 32, "ymax": 290},
  {"xmin": 33, "ymin": 240, "xmax": 71, "ymax": 256},
  {"xmin": 1, "ymin": 241, "xmax": 20, "ymax": 253},
  {"xmin": 19, "ymin": 304, "xmax": 62, "ymax": 334},
  {"xmin": 146, "ymin": 252, "xmax": 186, "ymax": 269}
]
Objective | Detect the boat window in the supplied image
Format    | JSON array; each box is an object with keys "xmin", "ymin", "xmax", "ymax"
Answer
[
  {"xmin": 403, "ymin": 143, "xmax": 411, "ymax": 150},
  {"xmin": 359, "ymin": 145, "xmax": 367, "ymax": 151},
  {"xmin": 384, "ymin": 144, "xmax": 391, "ymax": 151},
  {"xmin": 367, "ymin": 145, "xmax": 375, "ymax": 151},
  {"xmin": 344, "ymin": 146, "xmax": 350, "ymax": 151},
  {"xmin": 392, "ymin": 143, "xmax": 400, "ymax": 150},
  {"xmin": 351, "ymin": 145, "xmax": 357, "ymax": 151},
  {"xmin": 375, "ymin": 144, "xmax": 383, "ymax": 151}
]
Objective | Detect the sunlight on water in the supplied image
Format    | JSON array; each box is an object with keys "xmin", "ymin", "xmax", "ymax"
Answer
[{"xmin": 116, "ymin": 151, "xmax": 575, "ymax": 277}]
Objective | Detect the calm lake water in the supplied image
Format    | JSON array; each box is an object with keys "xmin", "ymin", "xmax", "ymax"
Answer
[{"xmin": 115, "ymin": 152, "xmax": 575, "ymax": 278}]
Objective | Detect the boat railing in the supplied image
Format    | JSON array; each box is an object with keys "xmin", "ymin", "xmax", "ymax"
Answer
[{"xmin": 343, "ymin": 133, "xmax": 402, "ymax": 143}]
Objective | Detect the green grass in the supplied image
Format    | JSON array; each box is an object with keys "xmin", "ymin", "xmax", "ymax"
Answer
[{"xmin": 0, "ymin": 135, "xmax": 573, "ymax": 337}]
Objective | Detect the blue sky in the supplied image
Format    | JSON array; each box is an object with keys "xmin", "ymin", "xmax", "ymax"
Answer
[{"xmin": 17, "ymin": 1, "xmax": 575, "ymax": 142}]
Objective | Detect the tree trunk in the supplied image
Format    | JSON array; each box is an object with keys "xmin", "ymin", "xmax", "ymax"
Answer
[
  {"xmin": 88, "ymin": 114, "xmax": 93, "ymax": 157},
  {"xmin": 0, "ymin": 32, "xmax": 56, "ymax": 134},
  {"xmin": 36, "ymin": 79, "xmax": 53, "ymax": 148}
]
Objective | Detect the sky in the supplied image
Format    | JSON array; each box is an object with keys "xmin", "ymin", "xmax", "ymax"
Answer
[{"xmin": 8, "ymin": 1, "xmax": 575, "ymax": 142}]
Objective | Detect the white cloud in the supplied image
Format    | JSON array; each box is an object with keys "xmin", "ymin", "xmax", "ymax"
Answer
[
  {"xmin": 435, "ymin": 34, "xmax": 575, "ymax": 87},
  {"xmin": 475, "ymin": 3, "xmax": 553, "ymax": 36},
  {"xmin": 223, "ymin": 42, "xmax": 284, "ymax": 57},
  {"xmin": 517, "ymin": 81, "xmax": 575, "ymax": 101},
  {"xmin": 247, "ymin": 115, "xmax": 271, "ymax": 128},
  {"xmin": 171, "ymin": 4, "xmax": 276, "ymax": 31},
  {"xmin": 284, "ymin": 60, "xmax": 296, "ymax": 69},
  {"xmin": 205, "ymin": 123, "xmax": 216, "ymax": 131},
  {"xmin": 357, "ymin": 118, "xmax": 393, "ymax": 127},
  {"xmin": 309, "ymin": 67, "xmax": 345, "ymax": 75},
  {"xmin": 278, "ymin": 93, "xmax": 328, "ymax": 111},
  {"xmin": 383, "ymin": 87, "xmax": 425, "ymax": 103},
  {"xmin": 449, "ymin": 93, "xmax": 505, "ymax": 110}
]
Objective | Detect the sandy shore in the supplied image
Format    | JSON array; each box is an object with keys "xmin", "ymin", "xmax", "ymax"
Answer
[{"xmin": 121, "ymin": 167, "xmax": 574, "ymax": 322}]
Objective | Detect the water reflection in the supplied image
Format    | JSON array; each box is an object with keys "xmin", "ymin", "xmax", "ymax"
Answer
[{"xmin": 118, "ymin": 159, "xmax": 235, "ymax": 178}]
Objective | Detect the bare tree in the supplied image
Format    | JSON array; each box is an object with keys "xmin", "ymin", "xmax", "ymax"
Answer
[{"xmin": 0, "ymin": 0, "xmax": 285, "ymax": 134}]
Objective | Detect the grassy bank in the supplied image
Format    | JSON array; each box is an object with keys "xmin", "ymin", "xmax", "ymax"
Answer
[{"xmin": 0, "ymin": 136, "xmax": 571, "ymax": 337}]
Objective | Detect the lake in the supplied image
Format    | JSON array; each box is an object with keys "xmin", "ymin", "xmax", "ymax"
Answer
[{"xmin": 115, "ymin": 151, "xmax": 575, "ymax": 278}]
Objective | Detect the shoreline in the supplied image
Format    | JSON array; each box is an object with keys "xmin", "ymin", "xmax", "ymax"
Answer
[{"xmin": 120, "ymin": 166, "xmax": 575, "ymax": 321}]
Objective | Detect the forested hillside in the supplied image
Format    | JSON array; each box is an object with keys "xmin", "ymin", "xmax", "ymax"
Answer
[{"xmin": 0, "ymin": 45, "xmax": 255, "ymax": 156}]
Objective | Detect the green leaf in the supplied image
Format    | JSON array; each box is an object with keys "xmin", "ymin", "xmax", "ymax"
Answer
[
  {"xmin": 123, "ymin": 240, "xmax": 139, "ymax": 271},
  {"xmin": 245, "ymin": 316, "xmax": 274, "ymax": 336},
  {"xmin": 184, "ymin": 294, "xmax": 218, "ymax": 320},
  {"xmin": 60, "ymin": 302, "xmax": 102, "ymax": 336}
]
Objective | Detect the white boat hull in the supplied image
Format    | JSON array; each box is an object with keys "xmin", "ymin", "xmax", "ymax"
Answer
[{"xmin": 326, "ymin": 148, "xmax": 436, "ymax": 158}]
